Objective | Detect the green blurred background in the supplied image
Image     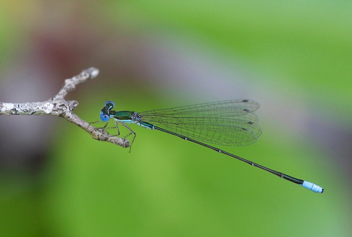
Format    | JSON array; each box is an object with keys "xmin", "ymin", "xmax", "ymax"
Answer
[{"xmin": 0, "ymin": 1, "xmax": 351, "ymax": 236}]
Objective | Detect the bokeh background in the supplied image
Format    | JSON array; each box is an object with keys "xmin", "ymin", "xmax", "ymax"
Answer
[{"xmin": 0, "ymin": 1, "xmax": 351, "ymax": 236}]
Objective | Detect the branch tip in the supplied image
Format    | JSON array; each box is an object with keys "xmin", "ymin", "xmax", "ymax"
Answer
[{"xmin": 85, "ymin": 67, "xmax": 99, "ymax": 79}]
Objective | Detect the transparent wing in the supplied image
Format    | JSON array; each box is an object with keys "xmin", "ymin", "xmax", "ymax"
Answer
[
  {"xmin": 139, "ymin": 100, "xmax": 262, "ymax": 146},
  {"xmin": 140, "ymin": 99, "xmax": 259, "ymax": 119}
]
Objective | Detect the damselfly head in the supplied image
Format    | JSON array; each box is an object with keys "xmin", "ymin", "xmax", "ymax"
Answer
[
  {"xmin": 100, "ymin": 111, "xmax": 110, "ymax": 122},
  {"xmin": 104, "ymin": 101, "xmax": 115, "ymax": 109},
  {"xmin": 100, "ymin": 101, "xmax": 115, "ymax": 122}
]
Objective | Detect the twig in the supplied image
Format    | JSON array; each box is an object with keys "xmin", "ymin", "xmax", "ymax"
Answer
[{"xmin": 0, "ymin": 67, "xmax": 129, "ymax": 148}]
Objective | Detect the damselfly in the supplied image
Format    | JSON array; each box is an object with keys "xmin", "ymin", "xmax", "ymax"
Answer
[{"xmin": 99, "ymin": 100, "xmax": 323, "ymax": 193}]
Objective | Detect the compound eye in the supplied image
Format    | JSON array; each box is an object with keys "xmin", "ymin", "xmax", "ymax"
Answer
[
  {"xmin": 105, "ymin": 101, "xmax": 115, "ymax": 109},
  {"xmin": 100, "ymin": 113, "xmax": 110, "ymax": 122}
]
